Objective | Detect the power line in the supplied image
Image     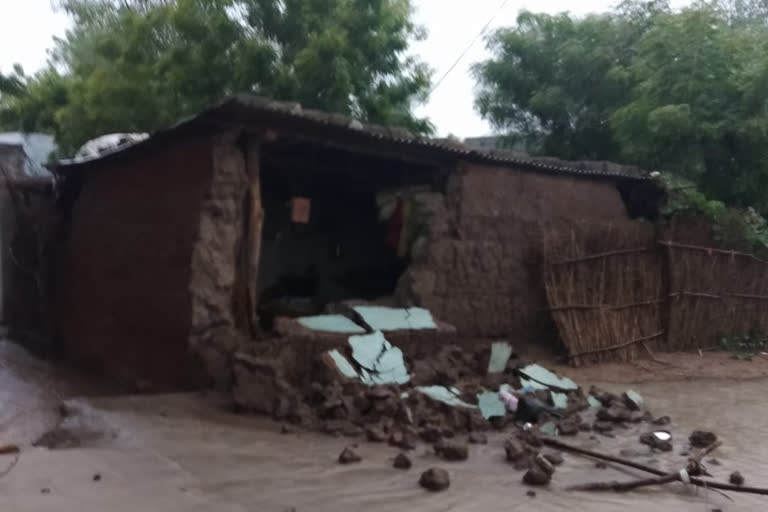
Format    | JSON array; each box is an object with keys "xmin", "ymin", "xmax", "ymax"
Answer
[{"xmin": 428, "ymin": 0, "xmax": 512, "ymax": 95}]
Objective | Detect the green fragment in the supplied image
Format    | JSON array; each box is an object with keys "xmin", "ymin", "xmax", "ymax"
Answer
[
  {"xmin": 348, "ymin": 331, "xmax": 410, "ymax": 386},
  {"xmin": 551, "ymin": 392, "xmax": 568, "ymax": 409},
  {"xmin": 539, "ymin": 422, "xmax": 558, "ymax": 437},
  {"xmin": 520, "ymin": 364, "xmax": 578, "ymax": 390},
  {"xmin": 417, "ymin": 386, "xmax": 476, "ymax": 409},
  {"xmin": 487, "ymin": 341, "xmax": 513, "ymax": 374},
  {"xmin": 625, "ymin": 390, "xmax": 644, "ymax": 408},
  {"xmin": 352, "ymin": 306, "xmax": 437, "ymax": 331},
  {"xmin": 326, "ymin": 349, "xmax": 359, "ymax": 379},
  {"xmin": 297, "ymin": 314, "xmax": 366, "ymax": 333},
  {"xmin": 477, "ymin": 391, "xmax": 506, "ymax": 419},
  {"xmin": 587, "ymin": 396, "xmax": 602, "ymax": 408}
]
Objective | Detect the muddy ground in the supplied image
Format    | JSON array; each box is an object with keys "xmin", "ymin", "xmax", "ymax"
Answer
[{"xmin": 1, "ymin": 339, "xmax": 767, "ymax": 512}]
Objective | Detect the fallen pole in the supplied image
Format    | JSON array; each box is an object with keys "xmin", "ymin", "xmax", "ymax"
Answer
[
  {"xmin": 568, "ymin": 471, "xmax": 768, "ymax": 496},
  {"xmin": 540, "ymin": 438, "xmax": 667, "ymax": 476},
  {"xmin": 540, "ymin": 438, "xmax": 768, "ymax": 499}
]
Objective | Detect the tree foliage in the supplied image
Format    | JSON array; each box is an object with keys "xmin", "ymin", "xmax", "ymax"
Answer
[
  {"xmin": 474, "ymin": 0, "xmax": 768, "ymax": 212},
  {"xmin": 0, "ymin": 0, "xmax": 432, "ymax": 156}
]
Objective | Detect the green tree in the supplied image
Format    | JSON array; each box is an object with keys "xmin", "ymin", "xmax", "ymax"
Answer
[
  {"xmin": 1, "ymin": 0, "xmax": 432, "ymax": 156},
  {"xmin": 473, "ymin": 0, "xmax": 768, "ymax": 212}
]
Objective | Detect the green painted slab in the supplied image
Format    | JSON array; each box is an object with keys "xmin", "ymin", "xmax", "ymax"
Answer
[
  {"xmin": 298, "ymin": 314, "xmax": 366, "ymax": 333},
  {"xmin": 353, "ymin": 306, "xmax": 437, "ymax": 331},
  {"xmin": 487, "ymin": 342, "xmax": 513, "ymax": 374}
]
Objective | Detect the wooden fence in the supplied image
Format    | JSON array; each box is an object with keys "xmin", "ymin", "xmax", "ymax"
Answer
[{"xmin": 542, "ymin": 222, "xmax": 768, "ymax": 365}]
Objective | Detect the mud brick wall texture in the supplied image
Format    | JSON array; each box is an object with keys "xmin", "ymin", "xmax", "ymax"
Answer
[
  {"xmin": 403, "ymin": 162, "xmax": 634, "ymax": 341},
  {"xmin": 51, "ymin": 135, "xmax": 213, "ymax": 390}
]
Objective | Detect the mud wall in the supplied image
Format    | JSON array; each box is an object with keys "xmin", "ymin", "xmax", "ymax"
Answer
[
  {"xmin": 403, "ymin": 162, "xmax": 635, "ymax": 341},
  {"xmin": 188, "ymin": 133, "xmax": 251, "ymax": 389},
  {"xmin": 51, "ymin": 135, "xmax": 213, "ymax": 390},
  {"xmin": 1, "ymin": 184, "xmax": 54, "ymax": 345}
]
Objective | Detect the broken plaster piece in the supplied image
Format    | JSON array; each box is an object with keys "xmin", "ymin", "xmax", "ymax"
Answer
[
  {"xmin": 551, "ymin": 392, "xmax": 569, "ymax": 409},
  {"xmin": 519, "ymin": 378, "xmax": 548, "ymax": 391},
  {"xmin": 539, "ymin": 421, "xmax": 558, "ymax": 437},
  {"xmin": 519, "ymin": 364, "xmax": 578, "ymax": 391},
  {"xmin": 487, "ymin": 341, "xmax": 513, "ymax": 374},
  {"xmin": 352, "ymin": 306, "xmax": 437, "ymax": 331},
  {"xmin": 625, "ymin": 390, "xmax": 644, "ymax": 409},
  {"xmin": 417, "ymin": 386, "xmax": 476, "ymax": 409},
  {"xmin": 297, "ymin": 315, "xmax": 366, "ymax": 334},
  {"xmin": 325, "ymin": 350, "xmax": 360, "ymax": 379},
  {"xmin": 587, "ymin": 396, "xmax": 602, "ymax": 408},
  {"xmin": 477, "ymin": 391, "xmax": 506, "ymax": 419},
  {"xmin": 348, "ymin": 331, "xmax": 410, "ymax": 386}
]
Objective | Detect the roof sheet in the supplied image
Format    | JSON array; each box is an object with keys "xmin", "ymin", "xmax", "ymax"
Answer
[{"xmin": 56, "ymin": 95, "xmax": 649, "ymax": 181}]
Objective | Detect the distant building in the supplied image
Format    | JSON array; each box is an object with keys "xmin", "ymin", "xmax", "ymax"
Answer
[
  {"xmin": 0, "ymin": 133, "xmax": 56, "ymax": 340},
  {"xmin": 463, "ymin": 135, "xmax": 527, "ymax": 153}
]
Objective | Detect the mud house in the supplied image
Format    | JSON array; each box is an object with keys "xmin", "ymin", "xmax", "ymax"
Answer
[
  {"xmin": 0, "ymin": 133, "xmax": 56, "ymax": 344},
  {"xmin": 45, "ymin": 96, "xmax": 657, "ymax": 390}
]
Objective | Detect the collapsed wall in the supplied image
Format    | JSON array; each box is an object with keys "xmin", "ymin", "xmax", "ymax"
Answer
[
  {"xmin": 399, "ymin": 162, "xmax": 637, "ymax": 340},
  {"xmin": 188, "ymin": 132, "xmax": 250, "ymax": 389}
]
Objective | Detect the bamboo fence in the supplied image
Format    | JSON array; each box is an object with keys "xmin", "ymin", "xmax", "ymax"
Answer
[
  {"xmin": 542, "ymin": 219, "xmax": 768, "ymax": 364},
  {"xmin": 663, "ymin": 240, "xmax": 768, "ymax": 350},
  {"xmin": 541, "ymin": 223, "xmax": 665, "ymax": 366}
]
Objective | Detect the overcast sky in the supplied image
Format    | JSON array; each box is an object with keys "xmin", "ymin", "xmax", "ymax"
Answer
[{"xmin": 0, "ymin": 0, "xmax": 687, "ymax": 138}]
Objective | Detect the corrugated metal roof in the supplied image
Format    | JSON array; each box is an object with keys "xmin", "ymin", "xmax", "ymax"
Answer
[
  {"xmin": 0, "ymin": 132, "xmax": 56, "ymax": 177},
  {"xmin": 56, "ymin": 95, "xmax": 649, "ymax": 181}
]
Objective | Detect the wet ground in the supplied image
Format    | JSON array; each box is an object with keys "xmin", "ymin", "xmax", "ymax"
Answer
[{"xmin": 0, "ymin": 340, "xmax": 766, "ymax": 511}]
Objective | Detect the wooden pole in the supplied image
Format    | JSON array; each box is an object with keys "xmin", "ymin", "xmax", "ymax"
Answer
[{"xmin": 245, "ymin": 139, "xmax": 264, "ymax": 337}]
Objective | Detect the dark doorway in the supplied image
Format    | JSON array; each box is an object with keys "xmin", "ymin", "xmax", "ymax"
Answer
[{"xmin": 255, "ymin": 139, "xmax": 437, "ymax": 329}]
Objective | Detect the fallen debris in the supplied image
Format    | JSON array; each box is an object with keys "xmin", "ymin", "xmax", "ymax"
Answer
[
  {"xmin": 487, "ymin": 342, "xmax": 513, "ymax": 374},
  {"xmin": 349, "ymin": 331, "xmax": 410, "ymax": 386},
  {"xmin": 543, "ymin": 452, "xmax": 564, "ymax": 466},
  {"xmin": 434, "ymin": 440, "xmax": 468, "ymax": 461},
  {"xmin": 504, "ymin": 432, "xmax": 542, "ymax": 470},
  {"xmin": 639, "ymin": 431, "xmax": 673, "ymax": 452},
  {"xmin": 551, "ymin": 439, "xmax": 767, "ymax": 498},
  {"xmin": 690, "ymin": 430, "xmax": 718, "ymax": 448},
  {"xmin": 419, "ymin": 467, "xmax": 450, "ymax": 491},
  {"xmin": 0, "ymin": 445, "xmax": 19, "ymax": 455},
  {"xmin": 366, "ymin": 426, "xmax": 387, "ymax": 443},
  {"xmin": 468, "ymin": 432, "xmax": 488, "ymax": 445},
  {"xmin": 523, "ymin": 455, "xmax": 555, "ymax": 486},
  {"xmin": 33, "ymin": 428, "xmax": 81, "ymax": 449},
  {"xmin": 623, "ymin": 390, "xmax": 644, "ymax": 411},
  {"xmin": 730, "ymin": 471, "xmax": 745, "ymax": 486},
  {"xmin": 393, "ymin": 453, "xmax": 412, "ymax": 470},
  {"xmin": 519, "ymin": 364, "xmax": 578, "ymax": 391},
  {"xmin": 338, "ymin": 447, "xmax": 362, "ymax": 464},
  {"xmin": 388, "ymin": 428, "xmax": 417, "ymax": 450}
]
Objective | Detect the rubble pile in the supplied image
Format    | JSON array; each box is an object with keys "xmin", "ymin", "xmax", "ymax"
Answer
[{"xmin": 230, "ymin": 306, "xmax": 670, "ymax": 449}]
